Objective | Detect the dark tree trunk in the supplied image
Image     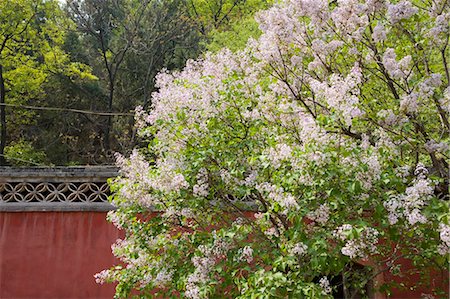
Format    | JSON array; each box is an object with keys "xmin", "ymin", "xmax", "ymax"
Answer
[
  {"xmin": 0, "ymin": 64, "xmax": 6, "ymax": 165},
  {"xmin": 103, "ymin": 85, "xmax": 113, "ymax": 152}
]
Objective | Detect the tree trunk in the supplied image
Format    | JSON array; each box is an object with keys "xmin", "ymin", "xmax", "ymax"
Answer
[
  {"xmin": 103, "ymin": 85, "xmax": 113, "ymax": 152},
  {"xmin": 0, "ymin": 64, "xmax": 6, "ymax": 165}
]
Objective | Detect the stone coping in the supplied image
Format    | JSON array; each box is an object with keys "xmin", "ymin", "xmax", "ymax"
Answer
[{"xmin": 0, "ymin": 166, "xmax": 119, "ymax": 182}]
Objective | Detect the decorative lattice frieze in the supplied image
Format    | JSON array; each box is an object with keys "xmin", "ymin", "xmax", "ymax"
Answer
[
  {"xmin": 0, "ymin": 182, "xmax": 109, "ymax": 203},
  {"xmin": 0, "ymin": 167, "xmax": 118, "ymax": 211}
]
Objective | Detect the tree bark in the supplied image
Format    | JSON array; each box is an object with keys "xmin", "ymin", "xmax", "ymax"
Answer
[
  {"xmin": 104, "ymin": 85, "xmax": 113, "ymax": 152},
  {"xmin": 0, "ymin": 64, "xmax": 7, "ymax": 165}
]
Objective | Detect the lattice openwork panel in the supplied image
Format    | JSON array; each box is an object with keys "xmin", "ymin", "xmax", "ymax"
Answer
[
  {"xmin": 0, "ymin": 167, "xmax": 118, "ymax": 211},
  {"xmin": 0, "ymin": 182, "xmax": 110, "ymax": 203}
]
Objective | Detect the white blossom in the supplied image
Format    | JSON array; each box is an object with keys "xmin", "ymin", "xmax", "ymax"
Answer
[
  {"xmin": 290, "ymin": 242, "xmax": 308, "ymax": 256},
  {"xmin": 372, "ymin": 23, "xmax": 387, "ymax": 42},
  {"xmin": 308, "ymin": 204, "xmax": 330, "ymax": 224},
  {"xmin": 237, "ymin": 246, "xmax": 254, "ymax": 263},
  {"xmin": 382, "ymin": 48, "xmax": 412, "ymax": 79},
  {"xmin": 335, "ymin": 225, "xmax": 379, "ymax": 259},
  {"xmin": 319, "ymin": 277, "xmax": 332, "ymax": 294},
  {"xmin": 387, "ymin": 1, "xmax": 418, "ymax": 23}
]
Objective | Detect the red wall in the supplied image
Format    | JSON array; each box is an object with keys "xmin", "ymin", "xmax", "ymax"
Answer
[
  {"xmin": 0, "ymin": 212, "xmax": 447, "ymax": 298},
  {"xmin": 384, "ymin": 256, "xmax": 449, "ymax": 298},
  {"xmin": 0, "ymin": 212, "xmax": 121, "ymax": 299}
]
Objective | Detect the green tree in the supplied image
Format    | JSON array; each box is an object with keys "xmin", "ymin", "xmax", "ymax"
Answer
[
  {"xmin": 67, "ymin": 0, "xmax": 203, "ymax": 156},
  {"xmin": 0, "ymin": 0, "xmax": 94, "ymax": 165},
  {"xmin": 185, "ymin": 0, "xmax": 272, "ymax": 51},
  {"xmin": 67, "ymin": 0, "xmax": 153, "ymax": 152}
]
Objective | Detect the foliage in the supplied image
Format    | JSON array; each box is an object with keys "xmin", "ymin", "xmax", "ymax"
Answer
[
  {"xmin": 66, "ymin": 0, "xmax": 203, "ymax": 158},
  {"xmin": 186, "ymin": 0, "xmax": 270, "ymax": 33},
  {"xmin": 206, "ymin": 15, "xmax": 262, "ymax": 52},
  {"xmin": 185, "ymin": 0, "xmax": 272, "ymax": 52},
  {"xmin": 4, "ymin": 140, "xmax": 49, "ymax": 166},
  {"xmin": 0, "ymin": 0, "xmax": 94, "ymax": 108},
  {"xmin": 1, "ymin": 0, "xmax": 269, "ymax": 165},
  {"xmin": 99, "ymin": 0, "xmax": 450, "ymax": 298},
  {"xmin": 0, "ymin": 0, "xmax": 95, "ymax": 165},
  {"xmin": 115, "ymin": 0, "xmax": 202, "ymax": 109}
]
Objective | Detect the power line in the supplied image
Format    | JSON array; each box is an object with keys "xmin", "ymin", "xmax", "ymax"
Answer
[
  {"xmin": 0, "ymin": 103, "xmax": 135, "ymax": 117},
  {"xmin": 0, "ymin": 153, "xmax": 46, "ymax": 166}
]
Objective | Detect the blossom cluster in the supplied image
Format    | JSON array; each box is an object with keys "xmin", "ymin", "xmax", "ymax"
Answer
[
  {"xmin": 308, "ymin": 204, "xmax": 330, "ymax": 225},
  {"xmin": 384, "ymin": 164, "xmax": 434, "ymax": 226},
  {"xmin": 256, "ymin": 182, "xmax": 299, "ymax": 213},
  {"xmin": 289, "ymin": 242, "xmax": 308, "ymax": 256},
  {"xmin": 387, "ymin": 1, "xmax": 418, "ymax": 23},
  {"xmin": 334, "ymin": 225, "xmax": 380, "ymax": 259},
  {"xmin": 186, "ymin": 236, "xmax": 231, "ymax": 299},
  {"xmin": 319, "ymin": 277, "xmax": 332, "ymax": 295},
  {"xmin": 438, "ymin": 224, "xmax": 450, "ymax": 255}
]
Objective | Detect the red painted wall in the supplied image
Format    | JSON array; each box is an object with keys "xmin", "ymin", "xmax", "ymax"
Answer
[
  {"xmin": 384, "ymin": 256, "xmax": 449, "ymax": 298},
  {"xmin": 0, "ymin": 212, "xmax": 447, "ymax": 298},
  {"xmin": 0, "ymin": 212, "xmax": 121, "ymax": 299}
]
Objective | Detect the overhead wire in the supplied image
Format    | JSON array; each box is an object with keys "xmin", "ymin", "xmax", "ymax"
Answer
[
  {"xmin": 0, "ymin": 153, "xmax": 47, "ymax": 166},
  {"xmin": 0, "ymin": 103, "xmax": 135, "ymax": 117}
]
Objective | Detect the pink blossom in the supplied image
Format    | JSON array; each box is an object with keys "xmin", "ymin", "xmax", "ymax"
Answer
[
  {"xmin": 424, "ymin": 140, "xmax": 449, "ymax": 154},
  {"xmin": 244, "ymin": 171, "xmax": 258, "ymax": 187},
  {"xmin": 418, "ymin": 74, "xmax": 442, "ymax": 99},
  {"xmin": 387, "ymin": 1, "xmax": 418, "ymax": 23},
  {"xmin": 382, "ymin": 48, "xmax": 412, "ymax": 79},
  {"xmin": 107, "ymin": 210, "xmax": 125, "ymax": 229},
  {"xmin": 437, "ymin": 244, "xmax": 450, "ymax": 255},
  {"xmin": 193, "ymin": 168, "xmax": 209, "ymax": 197},
  {"xmin": 171, "ymin": 174, "xmax": 189, "ymax": 192},
  {"xmin": 366, "ymin": 0, "xmax": 386, "ymax": 13},
  {"xmin": 238, "ymin": 246, "xmax": 254, "ymax": 263},
  {"xmin": 437, "ymin": 224, "xmax": 450, "ymax": 255},
  {"xmin": 257, "ymin": 183, "xmax": 299, "ymax": 212},
  {"xmin": 427, "ymin": 12, "xmax": 450, "ymax": 45},
  {"xmin": 331, "ymin": 0, "xmax": 369, "ymax": 40},
  {"xmin": 335, "ymin": 225, "xmax": 379, "ymax": 259},
  {"xmin": 407, "ymin": 209, "xmax": 427, "ymax": 225},
  {"xmin": 154, "ymin": 268, "xmax": 174, "ymax": 286},
  {"xmin": 308, "ymin": 204, "xmax": 330, "ymax": 224},
  {"xmin": 441, "ymin": 87, "xmax": 450, "ymax": 113},
  {"xmin": 400, "ymin": 93, "xmax": 419, "ymax": 114},
  {"xmin": 309, "ymin": 63, "xmax": 363, "ymax": 126},
  {"xmin": 290, "ymin": 242, "xmax": 308, "ymax": 256},
  {"xmin": 414, "ymin": 163, "xmax": 429, "ymax": 178},
  {"xmin": 385, "ymin": 164, "xmax": 434, "ymax": 226},
  {"xmin": 439, "ymin": 224, "xmax": 450, "ymax": 247},
  {"xmin": 377, "ymin": 109, "xmax": 405, "ymax": 126},
  {"xmin": 372, "ymin": 23, "xmax": 387, "ymax": 42},
  {"xmin": 94, "ymin": 269, "xmax": 111, "ymax": 284},
  {"xmin": 266, "ymin": 143, "xmax": 293, "ymax": 168},
  {"xmin": 319, "ymin": 277, "xmax": 332, "ymax": 294},
  {"xmin": 185, "ymin": 283, "xmax": 201, "ymax": 299},
  {"xmin": 395, "ymin": 165, "xmax": 411, "ymax": 181}
]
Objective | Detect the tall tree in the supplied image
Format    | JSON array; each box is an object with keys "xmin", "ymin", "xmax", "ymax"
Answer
[
  {"xmin": 67, "ymin": 0, "xmax": 152, "ymax": 151},
  {"xmin": 0, "ymin": 0, "xmax": 93, "ymax": 165},
  {"xmin": 119, "ymin": 0, "xmax": 201, "ymax": 110},
  {"xmin": 185, "ymin": 0, "xmax": 270, "ymax": 40},
  {"xmin": 67, "ymin": 0, "xmax": 202, "ymax": 154}
]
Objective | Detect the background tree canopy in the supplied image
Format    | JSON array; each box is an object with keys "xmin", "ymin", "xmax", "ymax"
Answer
[
  {"xmin": 1, "ymin": 0, "xmax": 267, "ymax": 165},
  {"xmin": 0, "ymin": 0, "xmax": 95, "ymax": 165}
]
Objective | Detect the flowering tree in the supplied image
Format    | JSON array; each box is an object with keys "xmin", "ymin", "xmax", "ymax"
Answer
[{"xmin": 97, "ymin": 0, "xmax": 449, "ymax": 298}]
